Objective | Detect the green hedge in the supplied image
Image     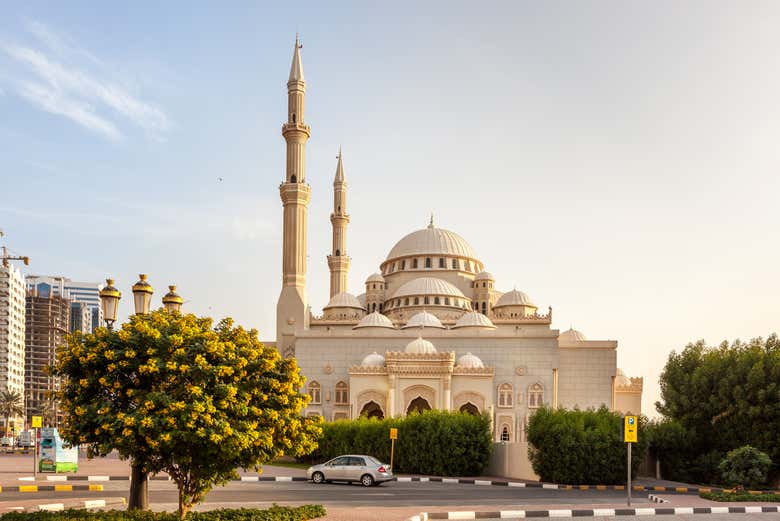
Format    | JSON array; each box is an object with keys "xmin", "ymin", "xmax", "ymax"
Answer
[
  {"xmin": 0, "ymin": 506, "xmax": 326, "ymax": 521},
  {"xmin": 299, "ymin": 410, "xmax": 492, "ymax": 476},
  {"xmin": 527, "ymin": 406, "xmax": 648, "ymax": 485},
  {"xmin": 700, "ymin": 491, "xmax": 780, "ymax": 502}
]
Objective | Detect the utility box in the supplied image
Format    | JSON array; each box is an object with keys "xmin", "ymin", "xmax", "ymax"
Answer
[{"xmin": 38, "ymin": 428, "xmax": 78, "ymax": 473}]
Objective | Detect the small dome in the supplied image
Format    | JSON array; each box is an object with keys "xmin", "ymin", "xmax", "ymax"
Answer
[
  {"xmin": 475, "ymin": 271, "xmax": 495, "ymax": 281},
  {"xmin": 366, "ymin": 273, "xmax": 385, "ymax": 284},
  {"xmin": 559, "ymin": 328, "xmax": 587, "ymax": 343},
  {"xmin": 457, "ymin": 352, "xmax": 484, "ymax": 368},
  {"xmin": 615, "ymin": 368, "xmax": 631, "ymax": 386},
  {"xmin": 493, "ymin": 289, "xmax": 535, "ymax": 308},
  {"xmin": 361, "ymin": 352, "xmax": 386, "ymax": 367},
  {"xmin": 323, "ymin": 292, "xmax": 364, "ymax": 310},
  {"xmin": 389, "ymin": 277, "xmax": 466, "ymax": 300},
  {"xmin": 401, "ymin": 311, "xmax": 445, "ymax": 329},
  {"xmin": 452, "ymin": 311, "xmax": 496, "ymax": 329},
  {"xmin": 353, "ymin": 311, "xmax": 395, "ymax": 329},
  {"xmin": 356, "ymin": 293, "xmax": 367, "ymax": 308},
  {"xmin": 405, "ymin": 336, "xmax": 437, "ymax": 354}
]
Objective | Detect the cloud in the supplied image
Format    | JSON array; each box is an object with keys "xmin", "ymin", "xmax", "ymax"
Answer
[{"xmin": 1, "ymin": 22, "xmax": 170, "ymax": 141}]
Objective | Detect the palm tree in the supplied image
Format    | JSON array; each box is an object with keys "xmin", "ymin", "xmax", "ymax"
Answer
[
  {"xmin": 36, "ymin": 395, "xmax": 60, "ymax": 428},
  {"xmin": 0, "ymin": 390, "xmax": 25, "ymax": 436}
]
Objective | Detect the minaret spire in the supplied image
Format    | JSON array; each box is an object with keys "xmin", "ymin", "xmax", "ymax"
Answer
[
  {"xmin": 277, "ymin": 35, "xmax": 312, "ymax": 357},
  {"xmin": 327, "ymin": 147, "xmax": 351, "ymax": 297}
]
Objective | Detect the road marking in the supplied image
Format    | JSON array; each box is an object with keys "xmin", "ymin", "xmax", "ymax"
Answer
[
  {"xmin": 84, "ymin": 500, "xmax": 106, "ymax": 509},
  {"xmin": 474, "ymin": 480, "xmax": 492, "ymax": 486},
  {"xmin": 593, "ymin": 509, "xmax": 615, "ymax": 516},
  {"xmin": 745, "ymin": 506, "xmax": 763, "ymax": 513},
  {"xmin": 88, "ymin": 476, "xmax": 110, "ymax": 481},
  {"xmin": 548, "ymin": 509, "xmax": 572, "ymax": 517},
  {"xmin": 19, "ymin": 485, "xmax": 38, "ymax": 492},
  {"xmin": 499, "ymin": 510, "xmax": 525, "ymax": 518},
  {"xmin": 54, "ymin": 485, "xmax": 73, "ymax": 492},
  {"xmin": 18, "ymin": 477, "xmax": 35, "ymax": 482},
  {"xmin": 447, "ymin": 511, "xmax": 475, "ymax": 519},
  {"xmin": 634, "ymin": 508, "xmax": 655, "ymax": 516},
  {"xmin": 47, "ymin": 476, "xmax": 68, "ymax": 482},
  {"xmin": 38, "ymin": 503, "xmax": 65, "ymax": 511},
  {"xmin": 88, "ymin": 484, "xmax": 104, "ymax": 491},
  {"xmin": 507, "ymin": 482, "xmax": 525, "ymax": 488},
  {"xmin": 673, "ymin": 507, "xmax": 693, "ymax": 514},
  {"xmin": 397, "ymin": 477, "xmax": 412, "ymax": 482},
  {"xmin": 542, "ymin": 483, "xmax": 558, "ymax": 489},
  {"xmin": 240, "ymin": 476, "xmax": 259, "ymax": 482},
  {"xmin": 275, "ymin": 476, "xmax": 293, "ymax": 482}
]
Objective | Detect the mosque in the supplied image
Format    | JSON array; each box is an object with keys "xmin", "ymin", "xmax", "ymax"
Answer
[{"xmin": 273, "ymin": 39, "xmax": 642, "ymax": 443}]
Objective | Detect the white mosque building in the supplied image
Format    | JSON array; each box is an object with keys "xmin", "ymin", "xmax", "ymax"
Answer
[{"xmin": 273, "ymin": 39, "xmax": 642, "ymax": 444}]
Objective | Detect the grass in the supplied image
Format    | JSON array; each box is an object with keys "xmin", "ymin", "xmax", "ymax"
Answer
[
  {"xmin": 700, "ymin": 491, "xmax": 780, "ymax": 502},
  {"xmin": 266, "ymin": 460, "xmax": 310, "ymax": 470}
]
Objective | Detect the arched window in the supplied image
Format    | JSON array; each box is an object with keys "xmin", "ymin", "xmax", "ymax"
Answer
[
  {"xmin": 360, "ymin": 401, "xmax": 383, "ymax": 419},
  {"xmin": 413, "ymin": 258, "xmax": 418, "ymax": 269},
  {"xmin": 498, "ymin": 383, "xmax": 513, "ymax": 407},
  {"xmin": 482, "ymin": 282, "xmax": 486, "ymax": 288},
  {"xmin": 406, "ymin": 396, "xmax": 431, "ymax": 415},
  {"xmin": 438, "ymin": 258, "xmax": 446, "ymax": 268},
  {"xmin": 404, "ymin": 298, "xmax": 409, "ymax": 306},
  {"xmin": 425, "ymin": 257, "xmax": 432, "ymax": 268},
  {"xmin": 424, "ymin": 297, "xmax": 430, "ymax": 305},
  {"xmin": 444, "ymin": 297, "xmax": 450, "ymax": 306},
  {"xmin": 481, "ymin": 302, "xmax": 486, "ymax": 315},
  {"xmin": 308, "ymin": 381, "xmax": 321, "ymax": 405},
  {"xmin": 292, "ymin": 113, "xmax": 296, "ymax": 123},
  {"xmin": 391, "ymin": 262, "xmax": 396, "ymax": 272},
  {"xmin": 379, "ymin": 303, "xmax": 383, "ymax": 312},
  {"xmin": 501, "ymin": 426, "xmax": 511, "ymax": 442},
  {"xmin": 434, "ymin": 297, "xmax": 440, "ymax": 305},
  {"xmin": 528, "ymin": 383, "xmax": 544, "ymax": 409},
  {"xmin": 371, "ymin": 303, "xmax": 376, "ymax": 312},
  {"xmin": 452, "ymin": 259, "xmax": 459, "ymax": 269},
  {"xmin": 335, "ymin": 382, "xmax": 349, "ymax": 405},
  {"xmin": 291, "ymin": 175, "xmax": 297, "ymax": 183},
  {"xmin": 414, "ymin": 297, "xmax": 419, "ymax": 305},
  {"xmin": 335, "ymin": 249, "xmax": 340, "ymax": 256},
  {"xmin": 460, "ymin": 402, "xmax": 479, "ymax": 415},
  {"xmin": 401, "ymin": 260, "xmax": 406, "ymax": 270},
  {"xmin": 465, "ymin": 261, "xmax": 471, "ymax": 271}
]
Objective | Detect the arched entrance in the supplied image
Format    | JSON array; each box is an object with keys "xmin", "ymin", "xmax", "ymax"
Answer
[
  {"xmin": 359, "ymin": 401, "xmax": 384, "ymax": 419},
  {"xmin": 459, "ymin": 402, "xmax": 479, "ymax": 415},
  {"xmin": 406, "ymin": 396, "xmax": 431, "ymax": 415}
]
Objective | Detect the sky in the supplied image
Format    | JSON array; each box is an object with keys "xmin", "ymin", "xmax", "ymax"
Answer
[{"xmin": 1, "ymin": 2, "xmax": 778, "ymax": 418}]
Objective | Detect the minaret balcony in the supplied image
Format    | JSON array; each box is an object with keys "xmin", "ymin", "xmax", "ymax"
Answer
[{"xmin": 282, "ymin": 122, "xmax": 311, "ymax": 137}]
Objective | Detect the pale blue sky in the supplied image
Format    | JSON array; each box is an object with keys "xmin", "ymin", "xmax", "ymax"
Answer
[{"xmin": 1, "ymin": 2, "xmax": 778, "ymax": 416}]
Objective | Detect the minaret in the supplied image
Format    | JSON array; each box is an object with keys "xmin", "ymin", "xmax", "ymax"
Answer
[
  {"xmin": 327, "ymin": 148, "xmax": 351, "ymax": 297},
  {"xmin": 277, "ymin": 36, "xmax": 311, "ymax": 357}
]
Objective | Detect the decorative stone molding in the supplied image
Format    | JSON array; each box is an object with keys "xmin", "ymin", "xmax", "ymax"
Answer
[
  {"xmin": 515, "ymin": 366, "xmax": 526, "ymax": 376},
  {"xmin": 323, "ymin": 363, "xmax": 333, "ymax": 375},
  {"xmin": 453, "ymin": 391, "xmax": 486, "ymax": 412},
  {"xmin": 402, "ymin": 384, "xmax": 436, "ymax": 412},
  {"xmin": 616, "ymin": 377, "xmax": 643, "ymax": 392},
  {"xmin": 348, "ymin": 365, "xmax": 388, "ymax": 375},
  {"xmin": 452, "ymin": 366, "xmax": 494, "ymax": 376},
  {"xmin": 356, "ymin": 390, "xmax": 387, "ymax": 416}
]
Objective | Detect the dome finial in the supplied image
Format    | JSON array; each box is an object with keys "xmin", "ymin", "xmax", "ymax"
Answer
[{"xmin": 428, "ymin": 213, "xmax": 435, "ymax": 229}]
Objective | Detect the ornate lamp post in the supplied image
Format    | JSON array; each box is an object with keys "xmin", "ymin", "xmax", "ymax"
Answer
[
  {"xmin": 131, "ymin": 274, "xmax": 154, "ymax": 315},
  {"xmin": 98, "ymin": 279, "xmax": 121, "ymax": 330},
  {"xmin": 162, "ymin": 285, "xmax": 183, "ymax": 312}
]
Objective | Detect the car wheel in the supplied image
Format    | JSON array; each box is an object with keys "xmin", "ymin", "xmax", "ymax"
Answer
[
  {"xmin": 360, "ymin": 474, "xmax": 374, "ymax": 487},
  {"xmin": 312, "ymin": 472, "xmax": 325, "ymax": 484}
]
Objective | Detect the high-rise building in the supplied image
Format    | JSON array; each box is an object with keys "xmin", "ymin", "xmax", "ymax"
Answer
[
  {"xmin": 0, "ymin": 263, "xmax": 26, "ymax": 398},
  {"xmin": 25, "ymin": 276, "xmax": 103, "ymax": 332},
  {"xmin": 25, "ymin": 287, "xmax": 70, "ymax": 416},
  {"xmin": 70, "ymin": 302, "xmax": 91, "ymax": 334}
]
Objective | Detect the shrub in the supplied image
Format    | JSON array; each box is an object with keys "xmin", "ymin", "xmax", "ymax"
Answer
[
  {"xmin": 719, "ymin": 446, "xmax": 772, "ymax": 489},
  {"xmin": 526, "ymin": 406, "xmax": 648, "ymax": 485},
  {"xmin": 0, "ymin": 506, "xmax": 326, "ymax": 521},
  {"xmin": 299, "ymin": 410, "xmax": 492, "ymax": 476},
  {"xmin": 700, "ymin": 491, "xmax": 780, "ymax": 502}
]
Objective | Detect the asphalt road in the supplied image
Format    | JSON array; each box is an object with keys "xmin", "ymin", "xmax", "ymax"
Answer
[{"xmin": 0, "ymin": 480, "xmax": 654, "ymax": 508}]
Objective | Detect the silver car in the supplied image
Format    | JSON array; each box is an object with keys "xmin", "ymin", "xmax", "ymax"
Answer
[{"xmin": 307, "ymin": 454, "xmax": 393, "ymax": 486}]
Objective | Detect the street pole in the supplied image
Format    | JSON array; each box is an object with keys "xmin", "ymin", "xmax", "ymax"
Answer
[
  {"xmin": 390, "ymin": 439, "xmax": 395, "ymax": 472},
  {"xmin": 32, "ymin": 427, "xmax": 36, "ymax": 479},
  {"xmin": 627, "ymin": 441, "xmax": 632, "ymax": 506}
]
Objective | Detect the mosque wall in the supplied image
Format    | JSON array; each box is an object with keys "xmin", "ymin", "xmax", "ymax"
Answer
[{"xmin": 557, "ymin": 347, "xmax": 616, "ymax": 410}]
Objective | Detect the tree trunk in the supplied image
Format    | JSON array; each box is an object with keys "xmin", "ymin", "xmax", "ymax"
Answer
[{"xmin": 128, "ymin": 461, "xmax": 149, "ymax": 510}]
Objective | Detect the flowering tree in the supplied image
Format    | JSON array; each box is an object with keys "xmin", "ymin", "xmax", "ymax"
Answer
[{"xmin": 53, "ymin": 311, "xmax": 320, "ymax": 517}]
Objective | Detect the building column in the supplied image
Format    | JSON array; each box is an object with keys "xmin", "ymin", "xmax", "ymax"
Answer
[
  {"xmin": 552, "ymin": 368, "xmax": 559, "ymax": 409},
  {"xmin": 387, "ymin": 375, "xmax": 396, "ymax": 417},
  {"xmin": 443, "ymin": 375, "xmax": 452, "ymax": 411},
  {"xmin": 610, "ymin": 375, "xmax": 616, "ymax": 411}
]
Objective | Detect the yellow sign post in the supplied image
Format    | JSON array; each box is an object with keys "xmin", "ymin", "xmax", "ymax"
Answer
[
  {"xmin": 624, "ymin": 415, "xmax": 638, "ymax": 506},
  {"xmin": 31, "ymin": 416, "xmax": 42, "ymax": 428},
  {"xmin": 389, "ymin": 428, "xmax": 398, "ymax": 471}
]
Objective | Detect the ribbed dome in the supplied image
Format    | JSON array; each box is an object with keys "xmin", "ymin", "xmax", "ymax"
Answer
[
  {"xmin": 559, "ymin": 328, "xmax": 587, "ymax": 343},
  {"xmin": 401, "ymin": 311, "xmax": 445, "ymax": 329},
  {"xmin": 323, "ymin": 292, "xmax": 364, "ymax": 310},
  {"xmin": 386, "ymin": 223, "xmax": 479, "ymax": 261},
  {"xmin": 452, "ymin": 311, "xmax": 496, "ymax": 329},
  {"xmin": 493, "ymin": 289, "xmax": 535, "ymax": 308},
  {"xmin": 390, "ymin": 277, "xmax": 466, "ymax": 300},
  {"xmin": 405, "ymin": 336, "xmax": 437, "ymax": 354},
  {"xmin": 366, "ymin": 273, "xmax": 385, "ymax": 284},
  {"xmin": 361, "ymin": 352, "xmax": 386, "ymax": 367},
  {"xmin": 356, "ymin": 293, "xmax": 366, "ymax": 308},
  {"xmin": 475, "ymin": 271, "xmax": 494, "ymax": 281},
  {"xmin": 457, "ymin": 352, "xmax": 484, "ymax": 368},
  {"xmin": 353, "ymin": 311, "xmax": 395, "ymax": 329},
  {"xmin": 615, "ymin": 368, "xmax": 630, "ymax": 386}
]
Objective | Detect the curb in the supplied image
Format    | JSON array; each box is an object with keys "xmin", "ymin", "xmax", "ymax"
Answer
[
  {"xmin": 647, "ymin": 494, "xmax": 669, "ymax": 503},
  {"xmin": 1, "ymin": 485, "xmax": 104, "ymax": 493},
  {"xmin": 19, "ymin": 476, "xmax": 129, "ymax": 482},
  {"xmin": 407, "ymin": 506, "xmax": 780, "ymax": 520},
  {"xmin": 36, "ymin": 498, "xmax": 126, "ymax": 512}
]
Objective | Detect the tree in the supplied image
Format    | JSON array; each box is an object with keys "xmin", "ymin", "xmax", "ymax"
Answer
[
  {"xmin": 53, "ymin": 310, "xmax": 320, "ymax": 518},
  {"xmin": 0, "ymin": 390, "xmax": 25, "ymax": 436},
  {"xmin": 655, "ymin": 334, "xmax": 780, "ymax": 483},
  {"xmin": 719, "ymin": 446, "xmax": 772, "ymax": 489}
]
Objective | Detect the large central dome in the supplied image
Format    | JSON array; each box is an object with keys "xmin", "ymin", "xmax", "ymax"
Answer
[{"xmin": 385, "ymin": 222, "xmax": 479, "ymax": 262}]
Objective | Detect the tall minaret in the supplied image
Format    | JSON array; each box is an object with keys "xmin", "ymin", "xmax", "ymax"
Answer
[
  {"xmin": 327, "ymin": 148, "xmax": 351, "ymax": 297},
  {"xmin": 277, "ymin": 36, "xmax": 311, "ymax": 357}
]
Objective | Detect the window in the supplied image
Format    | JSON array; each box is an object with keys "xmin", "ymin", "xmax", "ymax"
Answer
[
  {"xmin": 401, "ymin": 260, "xmax": 406, "ymax": 270},
  {"xmin": 439, "ymin": 258, "xmax": 445, "ymax": 268},
  {"xmin": 528, "ymin": 383, "xmax": 544, "ymax": 409},
  {"xmin": 372, "ymin": 284, "xmax": 375, "ymax": 290},
  {"xmin": 425, "ymin": 257, "xmax": 432, "ymax": 268},
  {"xmin": 371, "ymin": 303, "xmax": 376, "ymax": 312},
  {"xmin": 444, "ymin": 297, "xmax": 450, "ymax": 306},
  {"xmin": 414, "ymin": 297, "xmax": 419, "ymax": 305},
  {"xmin": 481, "ymin": 302, "xmax": 486, "ymax": 314},
  {"xmin": 501, "ymin": 426, "xmax": 510, "ymax": 442},
  {"xmin": 434, "ymin": 297, "xmax": 440, "ymax": 305},
  {"xmin": 391, "ymin": 262, "xmax": 396, "ymax": 272},
  {"xmin": 465, "ymin": 261, "xmax": 471, "ymax": 271},
  {"xmin": 335, "ymin": 381, "xmax": 348, "ymax": 405},
  {"xmin": 404, "ymin": 298, "xmax": 409, "ymax": 306},
  {"xmin": 308, "ymin": 381, "xmax": 321, "ymax": 405},
  {"xmin": 413, "ymin": 258, "xmax": 418, "ymax": 269},
  {"xmin": 482, "ymin": 282, "xmax": 486, "ymax": 288},
  {"xmin": 335, "ymin": 249, "xmax": 340, "ymax": 256},
  {"xmin": 424, "ymin": 296, "xmax": 430, "ymax": 305},
  {"xmin": 452, "ymin": 258, "xmax": 459, "ymax": 269},
  {"xmin": 498, "ymin": 383, "xmax": 513, "ymax": 407}
]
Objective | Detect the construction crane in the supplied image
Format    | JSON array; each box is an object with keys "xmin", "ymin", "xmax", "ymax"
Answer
[{"xmin": 0, "ymin": 230, "xmax": 29, "ymax": 268}]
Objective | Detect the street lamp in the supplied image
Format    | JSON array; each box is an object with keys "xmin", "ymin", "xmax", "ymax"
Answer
[
  {"xmin": 162, "ymin": 285, "xmax": 183, "ymax": 313},
  {"xmin": 98, "ymin": 279, "xmax": 121, "ymax": 329},
  {"xmin": 131, "ymin": 274, "xmax": 154, "ymax": 315}
]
